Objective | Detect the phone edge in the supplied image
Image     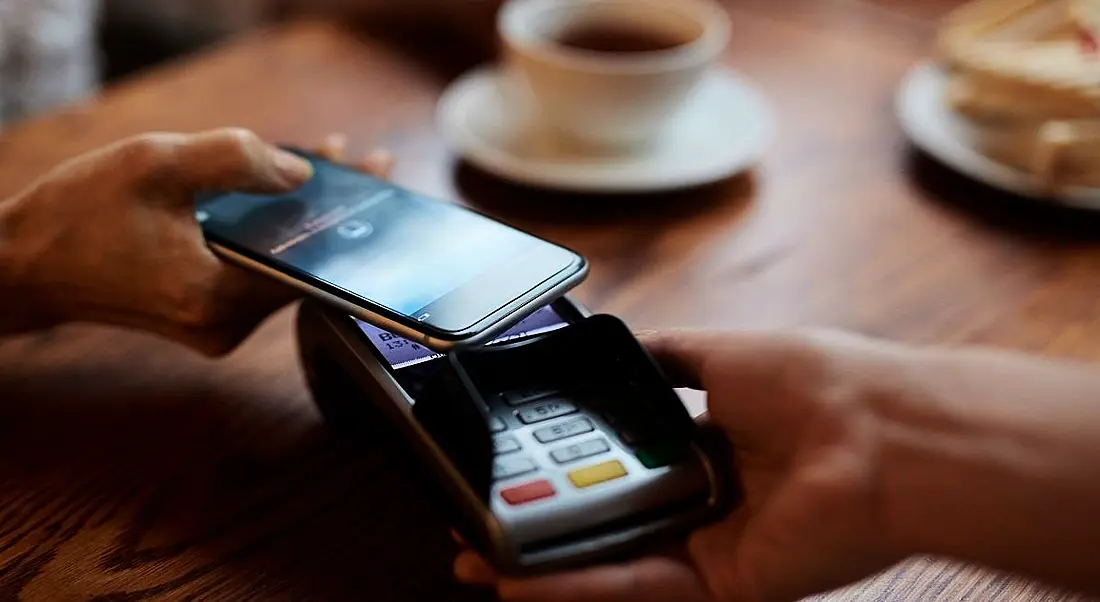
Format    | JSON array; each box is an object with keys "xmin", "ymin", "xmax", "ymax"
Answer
[
  {"xmin": 210, "ymin": 242, "xmax": 455, "ymax": 348},
  {"xmin": 422, "ymin": 259, "xmax": 589, "ymax": 350},
  {"xmin": 211, "ymin": 242, "xmax": 587, "ymax": 351}
]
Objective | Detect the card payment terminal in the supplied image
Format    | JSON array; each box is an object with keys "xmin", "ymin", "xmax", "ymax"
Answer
[{"xmin": 296, "ymin": 297, "xmax": 734, "ymax": 576}]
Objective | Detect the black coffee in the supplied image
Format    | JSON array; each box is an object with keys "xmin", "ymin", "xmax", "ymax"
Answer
[{"xmin": 555, "ymin": 25, "xmax": 687, "ymax": 54}]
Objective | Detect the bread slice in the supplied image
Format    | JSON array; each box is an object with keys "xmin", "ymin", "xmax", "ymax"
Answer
[
  {"xmin": 937, "ymin": 0, "xmax": 1100, "ymax": 189},
  {"xmin": 939, "ymin": 0, "xmax": 1071, "ymax": 62},
  {"xmin": 940, "ymin": 0, "xmax": 1100, "ymax": 119}
]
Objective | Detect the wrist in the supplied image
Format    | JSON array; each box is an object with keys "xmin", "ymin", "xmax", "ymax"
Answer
[
  {"xmin": 873, "ymin": 348, "xmax": 1022, "ymax": 559},
  {"xmin": 874, "ymin": 347, "xmax": 1100, "ymax": 591},
  {"xmin": 872, "ymin": 364, "xmax": 973, "ymax": 559}
]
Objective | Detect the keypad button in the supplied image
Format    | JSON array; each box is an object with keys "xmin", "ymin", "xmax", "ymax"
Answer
[
  {"xmin": 501, "ymin": 388, "xmax": 555, "ymax": 406},
  {"xmin": 533, "ymin": 418, "xmax": 595, "ymax": 444},
  {"xmin": 488, "ymin": 416, "xmax": 507, "ymax": 433},
  {"xmin": 550, "ymin": 438, "xmax": 610, "ymax": 465},
  {"xmin": 493, "ymin": 435, "xmax": 521, "ymax": 455},
  {"xmin": 516, "ymin": 400, "xmax": 577, "ymax": 424},
  {"xmin": 568, "ymin": 460, "xmax": 628, "ymax": 489},
  {"xmin": 637, "ymin": 445, "xmax": 687, "ymax": 469},
  {"xmin": 493, "ymin": 457, "xmax": 537, "ymax": 481},
  {"xmin": 636, "ymin": 449, "xmax": 670, "ymax": 469},
  {"xmin": 500, "ymin": 479, "xmax": 557, "ymax": 506}
]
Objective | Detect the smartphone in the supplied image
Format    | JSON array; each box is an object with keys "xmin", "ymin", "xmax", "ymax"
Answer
[{"xmin": 196, "ymin": 150, "xmax": 588, "ymax": 350}]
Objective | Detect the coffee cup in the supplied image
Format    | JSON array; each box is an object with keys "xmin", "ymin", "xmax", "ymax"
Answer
[{"xmin": 498, "ymin": 0, "xmax": 731, "ymax": 154}]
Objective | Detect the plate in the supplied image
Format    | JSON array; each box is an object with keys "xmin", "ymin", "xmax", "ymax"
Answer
[
  {"xmin": 896, "ymin": 61, "xmax": 1100, "ymax": 209},
  {"xmin": 436, "ymin": 66, "xmax": 773, "ymax": 194}
]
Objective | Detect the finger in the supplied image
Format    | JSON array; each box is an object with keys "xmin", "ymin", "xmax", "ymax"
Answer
[
  {"xmin": 358, "ymin": 148, "xmax": 395, "ymax": 179},
  {"xmin": 179, "ymin": 264, "xmax": 300, "ymax": 357},
  {"xmin": 215, "ymin": 263, "xmax": 301, "ymax": 320},
  {"xmin": 454, "ymin": 550, "xmax": 499, "ymax": 586},
  {"xmin": 494, "ymin": 557, "xmax": 709, "ymax": 602},
  {"xmin": 692, "ymin": 482, "xmax": 894, "ymax": 602},
  {"xmin": 316, "ymin": 133, "xmax": 348, "ymax": 163},
  {"xmin": 685, "ymin": 515, "xmax": 751, "ymax": 602},
  {"xmin": 143, "ymin": 127, "xmax": 313, "ymax": 198}
]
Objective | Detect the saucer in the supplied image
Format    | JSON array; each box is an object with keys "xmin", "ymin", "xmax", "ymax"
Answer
[
  {"xmin": 896, "ymin": 61, "xmax": 1100, "ymax": 210},
  {"xmin": 436, "ymin": 67, "xmax": 773, "ymax": 193}
]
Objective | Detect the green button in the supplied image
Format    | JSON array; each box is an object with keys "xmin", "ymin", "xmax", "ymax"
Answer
[{"xmin": 636, "ymin": 446, "xmax": 682, "ymax": 469}]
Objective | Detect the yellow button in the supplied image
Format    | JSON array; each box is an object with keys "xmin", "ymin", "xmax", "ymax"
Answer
[{"xmin": 568, "ymin": 460, "xmax": 628, "ymax": 489}]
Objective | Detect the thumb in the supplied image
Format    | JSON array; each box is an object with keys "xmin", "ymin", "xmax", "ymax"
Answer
[
  {"xmin": 636, "ymin": 329, "xmax": 718, "ymax": 390},
  {"xmin": 141, "ymin": 128, "xmax": 314, "ymax": 197},
  {"xmin": 639, "ymin": 329, "xmax": 840, "ymax": 393},
  {"xmin": 638, "ymin": 329, "xmax": 779, "ymax": 390}
]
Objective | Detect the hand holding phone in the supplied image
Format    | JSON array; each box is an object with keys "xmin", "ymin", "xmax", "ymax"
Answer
[{"xmin": 197, "ymin": 150, "xmax": 588, "ymax": 350}]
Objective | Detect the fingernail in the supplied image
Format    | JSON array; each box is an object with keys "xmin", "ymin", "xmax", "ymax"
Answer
[
  {"xmin": 272, "ymin": 149, "xmax": 313, "ymax": 185},
  {"xmin": 366, "ymin": 149, "xmax": 395, "ymax": 173},
  {"xmin": 367, "ymin": 147, "xmax": 393, "ymax": 163},
  {"xmin": 323, "ymin": 133, "xmax": 348, "ymax": 157},
  {"xmin": 325, "ymin": 132, "xmax": 347, "ymax": 148}
]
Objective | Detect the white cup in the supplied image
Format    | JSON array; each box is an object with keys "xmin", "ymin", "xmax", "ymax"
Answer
[{"xmin": 498, "ymin": 0, "xmax": 731, "ymax": 154}]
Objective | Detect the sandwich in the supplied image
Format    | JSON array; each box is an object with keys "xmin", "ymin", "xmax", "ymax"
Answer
[{"xmin": 937, "ymin": 0, "xmax": 1100, "ymax": 189}]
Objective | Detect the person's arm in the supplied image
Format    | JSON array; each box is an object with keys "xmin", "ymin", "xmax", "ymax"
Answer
[
  {"xmin": 453, "ymin": 330, "xmax": 1100, "ymax": 601},
  {"xmin": 881, "ymin": 347, "xmax": 1100, "ymax": 594}
]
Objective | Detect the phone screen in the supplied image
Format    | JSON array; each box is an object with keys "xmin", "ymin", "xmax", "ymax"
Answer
[
  {"xmin": 357, "ymin": 304, "xmax": 571, "ymax": 370},
  {"xmin": 197, "ymin": 154, "xmax": 582, "ymax": 334}
]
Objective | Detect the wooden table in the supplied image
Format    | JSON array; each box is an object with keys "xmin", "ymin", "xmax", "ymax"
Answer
[{"xmin": 1, "ymin": 1, "xmax": 1097, "ymax": 600}]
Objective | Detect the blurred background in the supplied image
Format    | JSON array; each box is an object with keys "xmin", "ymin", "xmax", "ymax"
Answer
[{"xmin": 3, "ymin": 0, "xmax": 502, "ymax": 124}]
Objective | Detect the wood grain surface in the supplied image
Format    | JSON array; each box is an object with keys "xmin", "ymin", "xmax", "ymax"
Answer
[{"xmin": 2, "ymin": 1, "xmax": 1099, "ymax": 600}]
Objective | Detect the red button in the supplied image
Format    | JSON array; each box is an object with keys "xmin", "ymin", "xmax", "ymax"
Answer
[{"xmin": 500, "ymin": 479, "xmax": 556, "ymax": 506}]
